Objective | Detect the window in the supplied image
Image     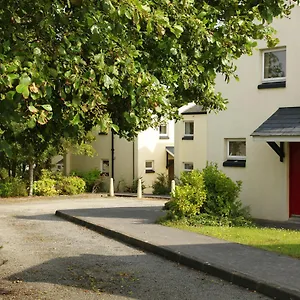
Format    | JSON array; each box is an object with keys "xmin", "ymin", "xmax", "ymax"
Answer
[
  {"xmin": 262, "ymin": 48, "xmax": 286, "ymax": 82},
  {"xmin": 183, "ymin": 162, "xmax": 194, "ymax": 172},
  {"xmin": 227, "ymin": 139, "xmax": 246, "ymax": 160},
  {"xmin": 159, "ymin": 124, "xmax": 169, "ymax": 139},
  {"xmin": 145, "ymin": 160, "xmax": 154, "ymax": 173},
  {"xmin": 183, "ymin": 121, "xmax": 194, "ymax": 140},
  {"xmin": 101, "ymin": 159, "xmax": 110, "ymax": 176}
]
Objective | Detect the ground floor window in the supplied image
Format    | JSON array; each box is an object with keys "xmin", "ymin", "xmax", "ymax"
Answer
[
  {"xmin": 183, "ymin": 162, "xmax": 194, "ymax": 172},
  {"xmin": 227, "ymin": 139, "xmax": 246, "ymax": 160},
  {"xmin": 223, "ymin": 139, "xmax": 246, "ymax": 167},
  {"xmin": 101, "ymin": 159, "xmax": 110, "ymax": 176},
  {"xmin": 145, "ymin": 160, "xmax": 155, "ymax": 173}
]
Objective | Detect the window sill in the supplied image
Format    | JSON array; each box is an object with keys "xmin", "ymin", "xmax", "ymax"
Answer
[
  {"xmin": 145, "ymin": 170, "xmax": 155, "ymax": 173},
  {"xmin": 257, "ymin": 81, "xmax": 286, "ymax": 89},
  {"xmin": 159, "ymin": 136, "xmax": 169, "ymax": 140},
  {"xmin": 182, "ymin": 136, "xmax": 194, "ymax": 140},
  {"xmin": 223, "ymin": 160, "xmax": 246, "ymax": 168}
]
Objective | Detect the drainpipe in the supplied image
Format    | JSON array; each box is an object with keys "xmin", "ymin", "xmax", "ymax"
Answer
[
  {"xmin": 132, "ymin": 139, "xmax": 135, "ymax": 180},
  {"xmin": 111, "ymin": 130, "xmax": 115, "ymax": 179}
]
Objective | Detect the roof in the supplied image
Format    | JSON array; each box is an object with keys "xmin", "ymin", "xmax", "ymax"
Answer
[
  {"xmin": 166, "ymin": 146, "xmax": 174, "ymax": 157},
  {"xmin": 251, "ymin": 107, "xmax": 300, "ymax": 141},
  {"xmin": 181, "ymin": 105, "xmax": 206, "ymax": 115}
]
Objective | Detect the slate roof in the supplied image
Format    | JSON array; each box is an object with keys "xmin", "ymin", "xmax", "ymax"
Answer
[
  {"xmin": 166, "ymin": 146, "xmax": 174, "ymax": 156},
  {"xmin": 251, "ymin": 107, "xmax": 300, "ymax": 137},
  {"xmin": 181, "ymin": 105, "xmax": 206, "ymax": 115}
]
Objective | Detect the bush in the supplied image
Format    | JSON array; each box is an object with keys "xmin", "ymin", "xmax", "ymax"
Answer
[
  {"xmin": 33, "ymin": 178, "xmax": 58, "ymax": 196},
  {"xmin": 33, "ymin": 169, "xmax": 86, "ymax": 196},
  {"xmin": 57, "ymin": 176, "xmax": 86, "ymax": 195},
  {"xmin": 0, "ymin": 178, "xmax": 27, "ymax": 197},
  {"xmin": 165, "ymin": 170, "xmax": 206, "ymax": 220},
  {"xmin": 125, "ymin": 178, "xmax": 146, "ymax": 193},
  {"xmin": 71, "ymin": 169, "xmax": 101, "ymax": 192},
  {"xmin": 152, "ymin": 173, "xmax": 171, "ymax": 195},
  {"xmin": 162, "ymin": 163, "xmax": 252, "ymax": 227},
  {"xmin": 201, "ymin": 163, "xmax": 247, "ymax": 219}
]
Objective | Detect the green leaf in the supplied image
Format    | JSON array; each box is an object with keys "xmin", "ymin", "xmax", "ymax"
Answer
[
  {"xmin": 33, "ymin": 47, "xmax": 41, "ymax": 56},
  {"xmin": 72, "ymin": 113, "xmax": 80, "ymax": 125},
  {"xmin": 41, "ymin": 104, "xmax": 52, "ymax": 112},
  {"xmin": 172, "ymin": 24, "xmax": 184, "ymax": 38},
  {"xmin": 27, "ymin": 118, "xmax": 36, "ymax": 129},
  {"xmin": 37, "ymin": 111, "xmax": 48, "ymax": 125},
  {"xmin": 28, "ymin": 105, "xmax": 38, "ymax": 113},
  {"xmin": 6, "ymin": 91, "xmax": 16, "ymax": 101},
  {"xmin": 19, "ymin": 75, "xmax": 32, "ymax": 86},
  {"xmin": 103, "ymin": 75, "xmax": 113, "ymax": 88},
  {"xmin": 16, "ymin": 84, "xmax": 29, "ymax": 98},
  {"xmin": 111, "ymin": 124, "xmax": 119, "ymax": 133}
]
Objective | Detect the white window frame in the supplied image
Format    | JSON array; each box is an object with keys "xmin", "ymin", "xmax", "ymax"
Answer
[
  {"xmin": 183, "ymin": 162, "xmax": 194, "ymax": 172},
  {"xmin": 184, "ymin": 121, "xmax": 194, "ymax": 137},
  {"xmin": 145, "ymin": 160, "xmax": 154, "ymax": 171},
  {"xmin": 262, "ymin": 48, "xmax": 286, "ymax": 83},
  {"xmin": 227, "ymin": 139, "xmax": 246, "ymax": 160},
  {"xmin": 101, "ymin": 159, "xmax": 110, "ymax": 176},
  {"xmin": 159, "ymin": 124, "xmax": 168, "ymax": 137}
]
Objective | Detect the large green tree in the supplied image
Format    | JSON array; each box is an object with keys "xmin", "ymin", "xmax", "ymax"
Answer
[{"xmin": 0, "ymin": 0, "xmax": 298, "ymax": 194}]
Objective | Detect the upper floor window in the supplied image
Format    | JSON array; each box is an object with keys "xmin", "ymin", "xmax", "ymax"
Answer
[
  {"xmin": 159, "ymin": 124, "xmax": 169, "ymax": 139},
  {"xmin": 262, "ymin": 48, "xmax": 286, "ymax": 83},
  {"xmin": 227, "ymin": 139, "xmax": 246, "ymax": 160},
  {"xmin": 182, "ymin": 121, "xmax": 194, "ymax": 140}
]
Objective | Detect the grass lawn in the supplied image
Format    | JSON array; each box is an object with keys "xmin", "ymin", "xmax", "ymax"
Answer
[{"xmin": 163, "ymin": 222, "xmax": 300, "ymax": 259}]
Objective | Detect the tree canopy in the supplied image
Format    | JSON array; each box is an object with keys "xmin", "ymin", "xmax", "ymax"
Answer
[{"xmin": 0, "ymin": 0, "xmax": 298, "ymax": 168}]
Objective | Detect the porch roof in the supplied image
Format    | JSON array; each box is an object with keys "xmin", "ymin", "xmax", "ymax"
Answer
[
  {"xmin": 251, "ymin": 107, "xmax": 300, "ymax": 142},
  {"xmin": 181, "ymin": 105, "xmax": 206, "ymax": 115},
  {"xmin": 166, "ymin": 146, "xmax": 174, "ymax": 157}
]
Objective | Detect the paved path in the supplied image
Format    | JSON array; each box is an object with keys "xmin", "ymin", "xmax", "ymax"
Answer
[{"xmin": 56, "ymin": 197, "xmax": 300, "ymax": 300}]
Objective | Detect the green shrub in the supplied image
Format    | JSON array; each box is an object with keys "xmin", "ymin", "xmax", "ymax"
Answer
[
  {"xmin": 165, "ymin": 170, "xmax": 206, "ymax": 220},
  {"xmin": 201, "ymin": 163, "xmax": 248, "ymax": 219},
  {"xmin": 57, "ymin": 176, "xmax": 86, "ymax": 195},
  {"xmin": 125, "ymin": 178, "xmax": 146, "ymax": 193},
  {"xmin": 162, "ymin": 163, "xmax": 252, "ymax": 227},
  {"xmin": 33, "ymin": 178, "xmax": 57, "ymax": 196},
  {"xmin": 152, "ymin": 173, "xmax": 171, "ymax": 195},
  {"xmin": 0, "ymin": 178, "xmax": 27, "ymax": 197},
  {"xmin": 71, "ymin": 169, "xmax": 101, "ymax": 192}
]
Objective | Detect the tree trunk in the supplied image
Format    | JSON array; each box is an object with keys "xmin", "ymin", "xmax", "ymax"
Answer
[{"xmin": 28, "ymin": 161, "xmax": 34, "ymax": 196}]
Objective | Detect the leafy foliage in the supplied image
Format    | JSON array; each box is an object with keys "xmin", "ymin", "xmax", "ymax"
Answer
[
  {"xmin": 125, "ymin": 178, "xmax": 146, "ymax": 193},
  {"xmin": 0, "ymin": 0, "xmax": 298, "ymax": 194},
  {"xmin": 57, "ymin": 176, "xmax": 86, "ymax": 195},
  {"xmin": 162, "ymin": 164, "xmax": 251, "ymax": 226},
  {"xmin": 0, "ymin": 178, "xmax": 27, "ymax": 198},
  {"xmin": 71, "ymin": 169, "xmax": 102, "ymax": 192},
  {"xmin": 33, "ymin": 169, "xmax": 85, "ymax": 196},
  {"xmin": 152, "ymin": 173, "xmax": 171, "ymax": 195},
  {"xmin": 33, "ymin": 178, "xmax": 57, "ymax": 196},
  {"xmin": 201, "ymin": 163, "xmax": 245, "ymax": 218},
  {"xmin": 165, "ymin": 170, "xmax": 206, "ymax": 219}
]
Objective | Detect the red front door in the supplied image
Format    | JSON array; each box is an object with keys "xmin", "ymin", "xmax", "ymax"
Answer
[{"xmin": 289, "ymin": 142, "xmax": 300, "ymax": 216}]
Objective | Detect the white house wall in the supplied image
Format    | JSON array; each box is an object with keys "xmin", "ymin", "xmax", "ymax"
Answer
[
  {"xmin": 137, "ymin": 121, "xmax": 174, "ymax": 194},
  {"xmin": 69, "ymin": 131, "xmax": 134, "ymax": 191},
  {"xmin": 174, "ymin": 114, "xmax": 207, "ymax": 177},
  {"xmin": 207, "ymin": 8, "xmax": 300, "ymax": 221}
]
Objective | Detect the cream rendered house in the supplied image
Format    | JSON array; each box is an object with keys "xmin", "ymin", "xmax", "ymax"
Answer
[
  {"xmin": 65, "ymin": 121, "xmax": 174, "ymax": 194},
  {"xmin": 175, "ymin": 7, "xmax": 300, "ymax": 221}
]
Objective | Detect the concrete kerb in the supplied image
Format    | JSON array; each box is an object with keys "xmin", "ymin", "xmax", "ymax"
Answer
[{"xmin": 55, "ymin": 210, "xmax": 300, "ymax": 300}]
